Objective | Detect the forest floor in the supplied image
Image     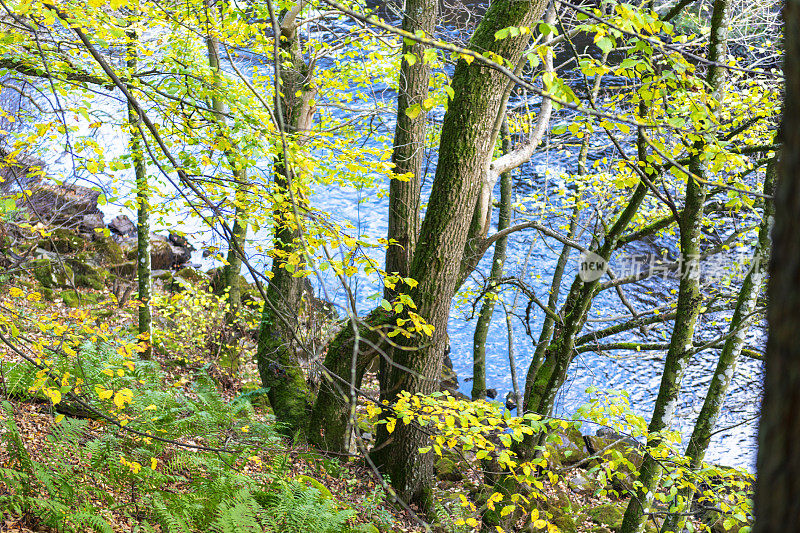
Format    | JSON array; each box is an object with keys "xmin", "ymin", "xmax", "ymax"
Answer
[{"xmin": 0, "ymin": 266, "xmax": 746, "ymax": 533}]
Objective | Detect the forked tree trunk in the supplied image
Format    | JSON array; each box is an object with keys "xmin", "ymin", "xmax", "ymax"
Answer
[
  {"xmin": 256, "ymin": 2, "xmax": 317, "ymax": 438},
  {"xmin": 371, "ymin": 0, "xmax": 549, "ymax": 506}
]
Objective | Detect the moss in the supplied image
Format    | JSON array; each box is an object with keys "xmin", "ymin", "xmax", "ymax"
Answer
[
  {"xmin": 90, "ymin": 234, "xmax": 124, "ymax": 264},
  {"xmin": 40, "ymin": 287, "xmax": 55, "ymax": 301},
  {"xmin": 434, "ymin": 454, "xmax": 464, "ymax": 482},
  {"xmin": 41, "ymin": 228, "xmax": 87, "ymax": 254},
  {"xmin": 61, "ymin": 290, "xmax": 81, "ymax": 308},
  {"xmin": 76, "ymin": 274, "xmax": 104, "ymax": 290},
  {"xmin": 295, "ymin": 475, "xmax": 332, "ymax": 499},
  {"xmin": 176, "ymin": 267, "xmax": 206, "ymax": 285},
  {"xmin": 587, "ymin": 503, "xmax": 624, "ymax": 531},
  {"xmin": 61, "ymin": 290, "xmax": 99, "ymax": 308},
  {"xmin": 33, "ymin": 259, "xmax": 74, "ymax": 289}
]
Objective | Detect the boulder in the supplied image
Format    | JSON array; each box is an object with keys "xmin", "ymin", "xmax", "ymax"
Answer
[
  {"xmin": 61, "ymin": 289, "xmax": 99, "ymax": 308},
  {"xmin": 150, "ymin": 239, "xmax": 174, "ymax": 270},
  {"xmin": 27, "ymin": 181, "xmax": 101, "ymax": 227},
  {"xmin": 108, "ymin": 214, "xmax": 136, "ymax": 237},
  {"xmin": 40, "ymin": 228, "xmax": 87, "ymax": 254},
  {"xmin": 32, "ymin": 258, "xmax": 73, "ymax": 289},
  {"xmin": 170, "ymin": 243, "xmax": 191, "ymax": 266},
  {"xmin": 545, "ymin": 428, "xmax": 590, "ymax": 467},
  {"xmin": 80, "ymin": 214, "xmax": 105, "ymax": 236},
  {"xmin": 90, "ymin": 234, "xmax": 124, "ymax": 265},
  {"xmin": 435, "ymin": 453, "xmax": 465, "ymax": 482}
]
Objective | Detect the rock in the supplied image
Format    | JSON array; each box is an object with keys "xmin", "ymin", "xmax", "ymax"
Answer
[
  {"xmin": 568, "ymin": 470, "xmax": 601, "ymax": 494},
  {"xmin": 27, "ymin": 181, "xmax": 101, "ymax": 227},
  {"xmin": 485, "ymin": 388, "xmax": 498, "ymax": 399},
  {"xmin": 66, "ymin": 256, "xmax": 108, "ymax": 290},
  {"xmin": 175, "ymin": 267, "xmax": 207, "ymax": 285},
  {"xmin": 108, "ymin": 215, "xmax": 136, "ymax": 237},
  {"xmin": 90, "ymin": 234, "xmax": 124, "ymax": 264},
  {"xmin": 538, "ymin": 490, "xmax": 582, "ymax": 533},
  {"xmin": 587, "ymin": 502, "xmax": 624, "ymax": 532},
  {"xmin": 40, "ymin": 228, "xmax": 87, "ymax": 254},
  {"xmin": 505, "ymin": 391, "xmax": 518, "ymax": 411},
  {"xmin": 169, "ymin": 232, "xmax": 194, "ymax": 250},
  {"xmin": 110, "ymin": 261, "xmax": 137, "ymax": 279},
  {"xmin": 150, "ymin": 239, "xmax": 174, "ymax": 270},
  {"xmin": 435, "ymin": 454, "xmax": 465, "ymax": 482},
  {"xmin": 170, "ymin": 243, "xmax": 191, "ymax": 266},
  {"xmin": 61, "ymin": 289, "xmax": 100, "ymax": 307},
  {"xmin": 80, "ymin": 214, "xmax": 105, "ymax": 236},
  {"xmin": 32, "ymin": 258, "xmax": 73, "ymax": 289},
  {"xmin": 545, "ymin": 428, "xmax": 590, "ymax": 467}
]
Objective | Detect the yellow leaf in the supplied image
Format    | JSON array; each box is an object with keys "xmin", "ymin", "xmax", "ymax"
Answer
[
  {"xmin": 151, "ymin": 458, "xmax": 157, "ymax": 470},
  {"xmin": 55, "ymin": 414, "xmax": 65, "ymax": 423},
  {"xmin": 241, "ymin": 425, "xmax": 249, "ymax": 432},
  {"xmin": 500, "ymin": 504, "xmax": 515, "ymax": 517},
  {"xmin": 386, "ymin": 418, "xmax": 396, "ymax": 434},
  {"xmin": 113, "ymin": 388, "xmax": 133, "ymax": 409},
  {"xmin": 95, "ymin": 385, "xmax": 113, "ymax": 400}
]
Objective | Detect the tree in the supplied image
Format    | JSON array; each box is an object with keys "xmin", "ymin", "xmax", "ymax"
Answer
[{"xmin": 751, "ymin": 0, "xmax": 800, "ymax": 527}]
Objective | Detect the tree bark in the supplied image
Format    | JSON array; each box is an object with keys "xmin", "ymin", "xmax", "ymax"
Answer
[
  {"xmin": 751, "ymin": 0, "xmax": 800, "ymax": 529},
  {"xmin": 126, "ymin": 22, "xmax": 152, "ymax": 360},
  {"xmin": 371, "ymin": 0, "xmax": 549, "ymax": 507},
  {"xmin": 472, "ymin": 120, "xmax": 511, "ymax": 400},
  {"xmin": 256, "ymin": 2, "xmax": 318, "ymax": 438},
  {"xmin": 620, "ymin": 1, "xmax": 728, "ymax": 529}
]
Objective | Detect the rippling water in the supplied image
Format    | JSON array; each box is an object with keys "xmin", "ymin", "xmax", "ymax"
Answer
[{"xmin": 34, "ymin": 13, "xmax": 763, "ymax": 471}]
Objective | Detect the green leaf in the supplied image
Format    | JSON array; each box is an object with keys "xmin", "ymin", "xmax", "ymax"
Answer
[
  {"xmin": 380, "ymin": 298, "xmax": 392, "ymax": 311},
  {"xmin": 405, "ymin": 104, "xmax": 422, "ymax": 120}
]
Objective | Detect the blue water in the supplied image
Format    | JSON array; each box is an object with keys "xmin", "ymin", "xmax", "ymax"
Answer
[{"xmin": 25, "ymin": 15, "xmax": 763, "ymax": 471}]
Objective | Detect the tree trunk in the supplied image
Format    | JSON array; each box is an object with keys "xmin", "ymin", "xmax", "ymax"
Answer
[
  {"xmin": 620, "ymin": 0, "xmax": 728, "ymax": 529},
  {"xmin": 127, "ymin": 23, "xmax": 152, "ymax": 360},
  {"xmin": 256, "ymin": 3, "xmax": 318, "ymax": 438},
  {"xmin": 372, "ymin": 0, "xmax": 548, "ymax": 507},
  {"xmin": 662, "ymin": 154, "xmax": 776, "ymax": 532},
  {"xmin": 751, "ymin": 0, "xmax": 800, "ymax": 529},
  {"xmin": 472, "ymin": 120, "xmax": 511, "ymax": 401},
  {"xmin": 384, "ymin": 0, "xmax": 436, "ymax": 282}
]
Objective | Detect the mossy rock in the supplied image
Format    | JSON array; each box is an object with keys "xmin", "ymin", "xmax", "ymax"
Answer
[
  {"xmin": 66, "ymin": 257, "xmax": 108, "ymax": 290},
  {"xmin": 587, "ymin": 502, "xmax": 624, "ymax": 532},
  {"xmin": 545, "ymin": 427, "xmax": 590, "ymax": 467},
  {"xmin": 75, "ymin": 274, "xmax": 104, "ymax": 290},
  {"xmin": 176, "ymin": 267, "xmax": 207, "ymax": 285},
  {"xmin": 40, "ymin": 228, "xmax": 87, "ymax": 254},
  {"xmin": 40, "ymin": 287, "xmax": 55, "ymax": 301},
  {"xmin": 538, "ymin": 489, "xmax": 581, "ymax": 533},
  {"xmin": 109, "ymin": 261, "xmax": 137, "ymax": 279},
  {"xmin": 295, "ymin": 475, "xmax": 333, "ymax": 499},
  {"xmin": 90, "ymin": 234, "xmax": 124, "ymax": 264},
  {"xmin": 435, "ymin": 454, "xmax": 464, "ymax": 482},
  {"xmin": 33, "ymin": 258, "xmax": 73, "ymax": 289}
]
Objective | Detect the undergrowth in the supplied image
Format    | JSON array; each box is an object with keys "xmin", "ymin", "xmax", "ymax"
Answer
[{"xmin": 0, "ymin": 339, "xmax": 372, "ymax": 533}]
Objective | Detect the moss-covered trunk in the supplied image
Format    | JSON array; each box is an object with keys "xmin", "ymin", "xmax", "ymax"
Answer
[
  {"xmin": 620, "ymin": 0, "xmax": 727, "ymax": 529},
  {"xmin": 256, "ymin": 4, "xmax": 317, "ymax": 439},
  {"xmin": 370, "ymin": 0, "xmax": 548, "ymax": 506},
  {"xmin": 127, "ymin": 23, "xmax": 152, "ymax": 360},
  {"xmin": 663, "ymin": 153, "xmax": 776, "ymax": 533}
]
